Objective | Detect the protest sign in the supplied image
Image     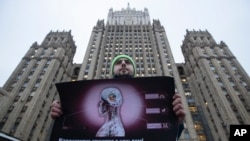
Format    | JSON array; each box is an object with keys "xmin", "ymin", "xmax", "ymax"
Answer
[{"xmin": 50, "ymin": 76, "xmax": 178, "ymax": 141}]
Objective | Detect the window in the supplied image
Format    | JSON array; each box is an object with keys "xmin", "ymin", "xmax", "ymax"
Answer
[
  {"xmin": 8, "ymin": 106, "xmax": 14, "ymax": 112},
  {"xmin": 184, "ymin": 129, "xmax": 190, "ymax": 139},
  {"xmin": 21, "ymin": 106, "xmax": 28, "ymax": 112},
  {"xmin": 189, "ymin": 106, "xmax": 197, "ymax": 113}
]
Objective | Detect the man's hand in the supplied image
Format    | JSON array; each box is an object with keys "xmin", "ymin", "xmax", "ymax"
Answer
[
  {"xmin": 50, "ymin": 100, "xmax": 63, "ymax": 119},
  {"xmin": 172, "ymin": 93, "xmax": 185, "ymax": 124}
]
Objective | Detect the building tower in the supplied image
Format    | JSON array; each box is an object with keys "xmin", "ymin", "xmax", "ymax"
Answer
[
  {"xmin": 0, "ymin": 31, "xmax": 77, "ymax": 141},
  {"xmin": 181, "ymin": 30, "xmax": 250, "ymax": 141},
  {"xmin": 177, "ymin": 63, "xmax": 213, "ymax": 141},
  {"xmin": 77, "ymin": 5, "xmax": 198, "ymax": 140}
]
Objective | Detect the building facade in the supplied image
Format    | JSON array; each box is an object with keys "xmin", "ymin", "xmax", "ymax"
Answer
[
  {"xmin": 0, "ymin": 5, "xmax": 249, "ymax": 141},
  {"xmin": 0, "ymin": 31, "xmax": 77, "ymax": 141},
  {"xmin": 177, "ymin": 63, "xmax": 213, "ymax": 141},
  {"xmin": 180, "ymin": 30, "xmax": 250, "ymax": 141},
  {"xmin": 77, "ymin": 5, "xmax": 199, "ymax": 141}
]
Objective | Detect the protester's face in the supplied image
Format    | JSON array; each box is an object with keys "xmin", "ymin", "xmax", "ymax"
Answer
[{"xmin": 113, "ymin": 58, "xmax": 134, "ymax": 77}]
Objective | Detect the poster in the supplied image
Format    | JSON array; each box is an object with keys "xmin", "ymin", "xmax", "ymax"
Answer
[{"xmin": 50, "ymin": 76, "xmax": 179, "ymax": 141}]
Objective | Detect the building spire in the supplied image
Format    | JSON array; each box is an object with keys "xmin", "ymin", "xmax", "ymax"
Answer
[{"xmin": 127, "ymin": 3, "xmax": 130, "ymax": 10}]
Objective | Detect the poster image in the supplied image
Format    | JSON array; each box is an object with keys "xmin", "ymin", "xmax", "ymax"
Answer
[{"xmin": 50, "ymin": 76, "xmax": 179, "ymax": 141}]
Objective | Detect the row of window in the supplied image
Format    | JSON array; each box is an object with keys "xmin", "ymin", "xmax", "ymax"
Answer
[
  {"xmin": 210, "ymin": 60, "xmax": 250, "ymax": 92},
  {"xmin": 46, "ymin": 35, "xmax": 70, "ymax": 44},
  {"xmin": 201, "ymin": 47, "xmax": 229, "ymax": 57},
  {"xmin": 182, "ymin": 77, "xmax": 207, "ymax": 140},
  {"xmin": 107, "ymin": 29, "xmax": 150, "ymax": 33},
  {"xmin": 189, "ymin": 35, "xmax": 212, "ymax": 43},
  {"xmin": 29, "ymin": 48, "xmax": 59, "ymax": 59},
  {"xmin": 106, "ymin": 32, "xmax": 151, "ymax": 36}
]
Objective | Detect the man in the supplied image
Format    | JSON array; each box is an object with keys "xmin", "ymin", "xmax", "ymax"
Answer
[
  {"xmin": 51, "ymin": 54, "xmax": 185, "ymax": 139},
  {"xmin": 111, "ymin": 54, "xmax": 136, "ymax": 78}
]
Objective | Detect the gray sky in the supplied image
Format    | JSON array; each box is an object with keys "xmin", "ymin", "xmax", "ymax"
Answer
[{"xmin": 0, "ymin": 0, "xmax": 249, "ymax": 86}]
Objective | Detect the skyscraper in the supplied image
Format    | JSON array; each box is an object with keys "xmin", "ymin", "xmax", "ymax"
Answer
[
  {"xmin": 180, "ymin": 30, "xmax": 250, "ymax": 141},
  {"xmin": 0, "ymin": 31, "xmax": 77, "ymax": 140},
  {"xmin": 77, "ymin": 4, "xmax": 198, "ymax": 140}
]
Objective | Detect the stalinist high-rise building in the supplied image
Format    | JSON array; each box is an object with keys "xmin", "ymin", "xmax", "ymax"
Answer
[
  {"xmin": 180, "ymin": 30, "xmax": 250, "ymax": 141},
  {"xmin": 77, "ymin": 5, "xmax": 198, "ymax": 140},
  {"xmin": 0, "ymin": 31, "xmax": 77, "ymax": 141},
  {"xmin": 0, "ymin": 4, "xmax": 249, "ymax": 141}
]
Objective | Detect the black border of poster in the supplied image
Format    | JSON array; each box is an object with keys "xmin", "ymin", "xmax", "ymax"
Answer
[{"xmin": 50, "ymin": 76, "xmax": 179, "ymax": 141}]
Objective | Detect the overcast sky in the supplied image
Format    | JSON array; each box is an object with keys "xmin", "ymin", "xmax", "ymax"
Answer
[{"xmin": 0, "ymin": 0, "xmax": 249, "ymax": 86}]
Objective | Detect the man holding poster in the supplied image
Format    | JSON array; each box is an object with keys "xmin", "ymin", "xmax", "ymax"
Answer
[{"xmin": 50, "ymin": 54, "xmax": 185, "ymax": 141}]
